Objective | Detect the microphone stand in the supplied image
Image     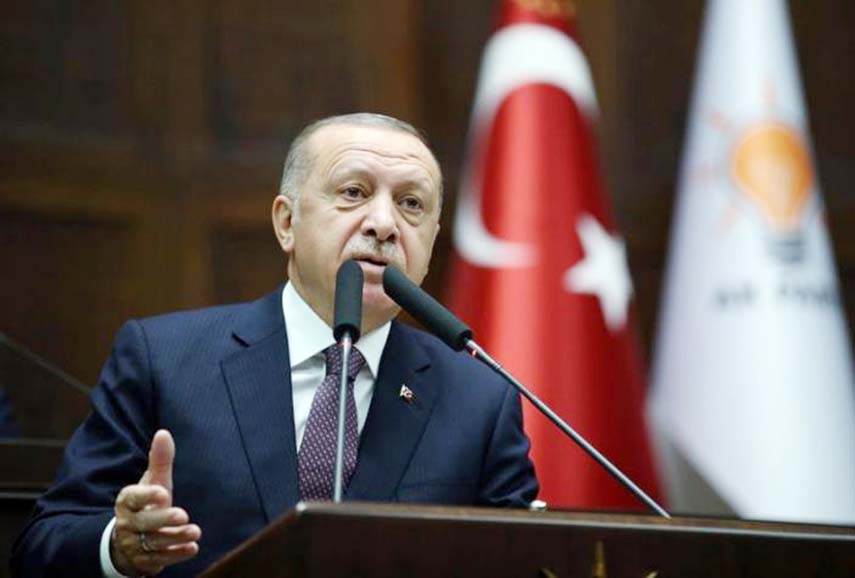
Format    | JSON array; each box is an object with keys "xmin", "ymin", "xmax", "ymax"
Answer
[
  {"xmin": 465, "ymin": 340, "xmax": 671, "ymax": 519},
  {"xmin": 333, "ymin": 334, "xmax": 354, "ymax": 503},
  {"xmin": 381, "ymin": 265, "xmax": 668, "ymax": 517}
]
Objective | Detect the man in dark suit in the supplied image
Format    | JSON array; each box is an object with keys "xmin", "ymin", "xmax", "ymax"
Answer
[{"xmin": 11, "ymin": 113, "xmax": 538, "ymax": 577}]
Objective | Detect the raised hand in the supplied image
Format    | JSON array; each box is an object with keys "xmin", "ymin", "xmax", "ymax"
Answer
[{"xmin": 111, "ymin": 430, "xmax": 202, "ymax": 576}]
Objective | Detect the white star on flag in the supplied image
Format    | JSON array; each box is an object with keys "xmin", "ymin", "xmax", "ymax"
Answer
[{"xmin": 563, "ymin": 214, "xmax": 633, "ymax": 332}]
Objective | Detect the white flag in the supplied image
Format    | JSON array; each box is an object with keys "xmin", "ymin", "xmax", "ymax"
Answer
[{"xmin": 649, "ymin": 0, "xmax": 855, "ymax": 524}]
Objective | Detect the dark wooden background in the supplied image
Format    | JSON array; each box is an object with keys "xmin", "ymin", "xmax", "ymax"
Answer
[{"xmin": 1, "ymin": 0, "xmax": 854, "ymax": 431}]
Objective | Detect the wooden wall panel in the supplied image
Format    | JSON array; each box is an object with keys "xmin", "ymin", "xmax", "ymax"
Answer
[
  {"xmin": 210, "ymin": 222, "xmax": 285, "ymax": 304},
  {"xmin": 0, "ymin": 1, "xmax": 133, "ymax": 141},
  {"xmin": 209, "ymin": 0, "xmax": 421, "ymax": 160},
  {"xmin": 211, "ymin": 0, "xmax": 361, "ymax": 151},
  {"xmin": 0, "ymin": 347, "xmax": 89, "ymax": 439},
  {"xmin": 0, "ymin": 211, "xmax": 136, "ymax": 384}
]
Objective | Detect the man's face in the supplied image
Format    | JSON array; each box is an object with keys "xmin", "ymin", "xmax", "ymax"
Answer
[{"xmin": 273, "ymin": 124, "xmax": 442, "ymax": 332}]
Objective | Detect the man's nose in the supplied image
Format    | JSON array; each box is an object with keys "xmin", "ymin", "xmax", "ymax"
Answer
[{"xmin": 361, "ymin": 194, "xmax": 398, "ymax": 242}]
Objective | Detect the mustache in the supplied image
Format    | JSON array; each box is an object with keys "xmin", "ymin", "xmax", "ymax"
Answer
[{"xmin": 346, "ymin": 239, "xmax": 399, "ymax": 264}]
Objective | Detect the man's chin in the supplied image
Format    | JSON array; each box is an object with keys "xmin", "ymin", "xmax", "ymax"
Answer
[{"xmin": 361, "ymin": 284, "xmax": 399, "ymax": 328}]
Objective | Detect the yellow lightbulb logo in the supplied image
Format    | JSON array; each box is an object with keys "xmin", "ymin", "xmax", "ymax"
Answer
[{"xmin": 731, "ymin": 123, "xmax": 814, "ymax": 263}]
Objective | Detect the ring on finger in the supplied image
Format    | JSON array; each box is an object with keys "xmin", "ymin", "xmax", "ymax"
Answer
[{"xmin": 140, "ymin": 530, "xmax": 154, "ymax": 553}]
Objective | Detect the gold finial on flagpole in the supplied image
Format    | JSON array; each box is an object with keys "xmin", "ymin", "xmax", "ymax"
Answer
[{"xmin": 512, "ymin": 0, "xmax": 577, "ymax": 19}]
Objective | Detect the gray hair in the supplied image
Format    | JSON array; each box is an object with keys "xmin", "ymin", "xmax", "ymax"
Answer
[{"xmin": 278, "ymin": 112, "xmax": 443, "ymax": 205}]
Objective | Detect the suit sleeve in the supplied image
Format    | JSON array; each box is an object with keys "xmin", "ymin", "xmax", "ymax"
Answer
[
  {"xmin": 476, "ymin": 383, "xmax": 539, "ymax": 507},
  {"xmin": 10, "ymin": 321, "xmax": 156, "ymax": 578}
]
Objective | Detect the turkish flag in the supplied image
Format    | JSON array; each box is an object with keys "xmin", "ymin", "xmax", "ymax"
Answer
[{"xmin": 447, "ymin": 1, "xmax": 661, "ymax": 510}]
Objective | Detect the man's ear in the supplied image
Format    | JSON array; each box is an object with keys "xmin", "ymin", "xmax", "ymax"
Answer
[{"xmin": 272, "ymin": 194, "xmax": 296, "ymax": 253}]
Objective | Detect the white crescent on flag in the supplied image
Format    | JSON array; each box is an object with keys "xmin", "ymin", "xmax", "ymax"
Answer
[{"xmin": 453, "ymin": 23, "xmax": 599, "ymax": 269}]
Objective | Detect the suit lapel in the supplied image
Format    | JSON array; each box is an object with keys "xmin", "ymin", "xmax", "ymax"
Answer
[
  {"xmin": 347, "ymin": 323, "xmax": 437, "ymax": 501},
  {"xmin": 221, "ymin": 289, "xmax": 301, "ymax": 522}
]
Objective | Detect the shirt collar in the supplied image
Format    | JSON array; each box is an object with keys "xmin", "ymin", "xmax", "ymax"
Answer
[{"xmin": 281, "ymin": 282, "xmax": 391, "ymax": 378}]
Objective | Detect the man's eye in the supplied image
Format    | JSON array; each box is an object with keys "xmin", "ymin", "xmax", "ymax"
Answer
[
  {"xmin": 400, "ymin": 197, "xmax": 423, "ymax": 211},
  {"xmin": 342, "ymin": 186, "xmax": 364, "ymax": 199}
]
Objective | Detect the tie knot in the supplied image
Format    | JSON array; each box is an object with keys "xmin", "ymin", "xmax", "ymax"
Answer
[{"xmin": 323, "ymin": 345, "xmax": 366, "ymax": 381}]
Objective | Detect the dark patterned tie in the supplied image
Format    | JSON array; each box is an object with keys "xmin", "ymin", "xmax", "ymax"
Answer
[{"xmin": 298, "ymin": 345, "xmax": 366, "ymax": 500}]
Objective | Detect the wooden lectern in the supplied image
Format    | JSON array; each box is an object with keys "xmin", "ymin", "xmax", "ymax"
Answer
[{"xmin": 202, "ymin": 502, "xmax": 855, "ymax": 577}]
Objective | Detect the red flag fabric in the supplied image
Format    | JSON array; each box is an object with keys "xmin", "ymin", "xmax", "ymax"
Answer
[{"xmin": 447, "ymin": 0, "xmax": 661, "ymax": 510}]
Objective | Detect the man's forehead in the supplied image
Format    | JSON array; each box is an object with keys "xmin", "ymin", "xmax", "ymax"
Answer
[{"xmin": 307, "ymin": 124, "xmax": 440, "ymax": 175}]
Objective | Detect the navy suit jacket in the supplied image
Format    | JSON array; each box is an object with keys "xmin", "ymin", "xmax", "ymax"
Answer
[{"xmin": 11, "ymin": 289, "xmax": 538, "ymax": 577}]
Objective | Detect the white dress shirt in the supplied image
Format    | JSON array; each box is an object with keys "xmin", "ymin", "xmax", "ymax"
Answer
[
  {"xmin": 283, "ymin": 281, "xmax": 390, "ymax": 448},
  {"xmin": 100, "ymin": 283, "xmax": 391, "ymax": 577}
]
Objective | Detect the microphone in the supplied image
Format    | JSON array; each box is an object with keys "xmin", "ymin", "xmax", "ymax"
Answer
[
  {"xmin": 382, "ymin": 265, "xmax": 472, "ymax": 350},
  {"xmin": 381, "ymin": 266, "xmax": 670, "ymax": 518},
  {"xmin": 334, "ymin": 260, "xmax": 364, "ymax": 342},
  {"xmin": 332, "ymin": 260, "xmax": 363, "ymax": 502}
]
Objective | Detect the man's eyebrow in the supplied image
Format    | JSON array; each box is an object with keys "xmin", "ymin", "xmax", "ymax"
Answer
[
  {"xmin": 326, "ymin": 164, "xmax": 435, "ymax": 190},
  {"xmin": 397, "ymin": 176, "xmax": 435, "ymax": 192},
  {"xmin": 325, "ymin": 164, "xmax": 374, "ymax": 182}
]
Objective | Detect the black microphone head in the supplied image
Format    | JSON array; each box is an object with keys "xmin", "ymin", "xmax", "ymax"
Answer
[
  {"xmin": 382, "ymin": 266, "xmax": 473, "ymax": 350},
  {"xmin": 334, "ymin": 260, "xmax": 364, "ymax": 342}
]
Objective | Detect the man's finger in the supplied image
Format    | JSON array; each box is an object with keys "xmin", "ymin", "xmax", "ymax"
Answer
[
  {"xmin": 139, "ymin": 429, "xmax": 175, "ymax": 491},
  {"xmin": 129, "ymin": 542, "xmax": 200, "ymax": 575},
  {"xmin": 115, "ymin": 484, "xmax": 170, "ymax": 515},
  {"xmin": 158, "ymin": 541, "xmax": 200, "ymax": 562},
  {"xmin": 120, "ymin": 507, "xmax": 190, "ymax": 533},
  {"xmin": 129, "ymin": 524, "xmax": 202, "ymax": 552}
]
